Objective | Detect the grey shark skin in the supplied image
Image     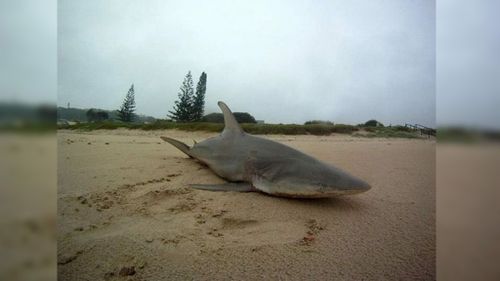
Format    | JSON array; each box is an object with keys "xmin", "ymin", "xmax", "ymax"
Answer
[{"xmin": 161, "ymin": 101, "xmax": 371, "ymax": 198}]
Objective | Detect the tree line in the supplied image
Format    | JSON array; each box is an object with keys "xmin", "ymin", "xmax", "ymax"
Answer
[
  {"xmin": 113, "ymin": 71, "xmax": 208, "ymax": 123},
  {"xmin": 97, "ymin": 71, "xmax": 257, "ymax": 124}
]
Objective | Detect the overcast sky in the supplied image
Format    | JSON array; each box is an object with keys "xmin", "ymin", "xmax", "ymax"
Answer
[
  {"xmin": 437, "ymin": 0, "xmax": 500, "ymax": 130},
  {"xmin": 58, "ymin": 0, "xmax": 435, "ymax": 126},
  {"xmin": 0, "ymin": 0, "xmax": 56, "ymax": 104}
]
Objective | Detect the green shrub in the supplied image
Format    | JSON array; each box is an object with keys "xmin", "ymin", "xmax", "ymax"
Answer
[
  {"xmin": 201, "ymin": 113, "xmax": 224, "ymax": 123},
  {"xmin": 392, "ymin": 125, "xmax": 413, "ymax": 132},
  {"xmin": 332, "ymin": 124, "xmax": 358, "ymax": 134}
]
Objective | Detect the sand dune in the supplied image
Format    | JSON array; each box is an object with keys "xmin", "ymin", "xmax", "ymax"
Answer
[{"xmin": 58, "ymin": 129, "xmax": 435, "ymax": 280}]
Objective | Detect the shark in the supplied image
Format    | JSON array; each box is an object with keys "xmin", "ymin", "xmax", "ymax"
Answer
[{"xmin": 161, "ymin": 101, "xmax": 371, "ymax": 198}]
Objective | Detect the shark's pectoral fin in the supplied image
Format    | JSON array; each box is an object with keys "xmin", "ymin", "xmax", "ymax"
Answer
[
  {"xmin": 161, "ymin": 136, "xmax": 193, "ymax": 158},
  {"xmin": 190, "ymin": 183, "xmax": 255, "ymax": 192}
]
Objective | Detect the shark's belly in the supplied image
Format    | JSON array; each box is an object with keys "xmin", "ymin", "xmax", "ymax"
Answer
[{"xmin": 202, "ymin": 154, "xmax": 247, "ymax": 182}]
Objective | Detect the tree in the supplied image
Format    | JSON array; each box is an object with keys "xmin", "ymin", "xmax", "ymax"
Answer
[
  {"xmin": 96, "ymin": 111, "xmax": 109, "ymax": 121},
  {"xmin": 168, "ymin": 71, "xmax": 195, "ymax": 122},
  {"xmin": 233, "ymin": 112, "xmax": 256, "ymax": 123},
  {"xmin": 364, "ymin": 119, "xmax": 383, "ymax": 127},
  {"xmin": 118, "ymin": 84, "xmax": 136, "ymax": 122},
  {"xmin": 87, "ymin": 109, "xmax": 109, "ymax": 122},
  {"xmin": 201, "ymin": 113, "xmax": 224, "ymax": 123},
  {"xmin": 36, "ymin": 105, "xmax": 57, "ymax": 123},
  {"xmin": 201, "ymin": 112, "xmax": 257, "ymax": 123},
  {"xmin": 192, "ymin": 72, "xmax": 207, "ymax": 121},
  {"xmin": 304, "ymin": 120, "xmax": 334, "ymax": 125},
  {"xmin": 86, "ymin": 109, "xmax": 96, "ymax": 122}
]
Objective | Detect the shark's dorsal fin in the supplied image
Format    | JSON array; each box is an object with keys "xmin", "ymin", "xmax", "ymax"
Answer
[{"xmin": 218, "ymin": 101, "xmax": 244, "ymax": 135}]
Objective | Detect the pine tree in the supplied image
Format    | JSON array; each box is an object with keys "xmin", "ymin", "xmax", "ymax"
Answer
[
  {"xmin": 168, "ymin": 71, "xmax": 195, "ymax": 122},
  {"xmin": 117, "ymin": 84, "xmax": 136, "ymax": 122},
  {"xmin": 192, "ymin": 72, "xmax": 207, "ymax": 121}
]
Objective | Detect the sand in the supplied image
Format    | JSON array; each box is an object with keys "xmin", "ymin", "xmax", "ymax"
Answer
[
  {"xmin": 437, "ymin": 143, "xmax": 500, "ymax": 281},
  {"xmin": 0, "ymin": 134, "xmax": 56, "ymax": 281},
  {"xmin": 57, "ymin": 129, "xmax": 435, "ymax": 280}
]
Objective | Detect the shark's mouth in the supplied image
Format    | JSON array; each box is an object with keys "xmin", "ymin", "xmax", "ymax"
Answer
[
  {"xmin": 267, "ymin": 188, "xmax": 368, "ymax": 198},
  {"xmin": 261, "ymin": 185, "xmax": 366, "ymax": 198}
]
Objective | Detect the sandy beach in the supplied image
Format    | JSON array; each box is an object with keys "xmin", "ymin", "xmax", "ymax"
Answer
[{"xmin": 57, "ymin": 129, "xmax": 435, "ymax": 280}]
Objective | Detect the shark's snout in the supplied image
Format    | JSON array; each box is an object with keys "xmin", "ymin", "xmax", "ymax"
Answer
[
  {"xmin": 272, "ymin": 162, "xmax": 372, "ymax": 197},
  {"xmin": 335, "ymin": 172, "xmax": 371, "ymax": 193},
  {"xmin": 347, "ymin": 177, "xmax": 371, "ymax": 193}
]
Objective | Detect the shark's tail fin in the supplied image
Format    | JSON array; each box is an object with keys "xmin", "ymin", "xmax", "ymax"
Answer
[{"xmin": 160, "ymin": 136, "xmax": 192, "ymax": 158}]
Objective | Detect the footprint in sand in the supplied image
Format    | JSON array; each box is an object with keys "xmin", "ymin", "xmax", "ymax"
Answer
[
  {"xmin": 104, "ymin": 265, "xmax": 141, "ymax": 280},
  {"xmin": 168, "ymin": 201, "xmax": 197, "ymax": 213},
  {"xmin": 207, "ymin": 228, "xmax": 224, "ymax": 237},
  {"xmin": 194, "ymin": 214, "xmax": 206, "ymax": 224},
  {"xmin": 204, "ymin": 216, "xmax": 305, "ymax": 246},
  {"xmin": 58, "ymin": 250, "xmax": 83, "ymax": 265},
  {"xmin": 300, "ymin": 219, "xmax": 326, "ymax": 245},
  {"xmin": 221, "ymin": 218, "xmax": 259, "ymax": 229},
  {"xmin": 211, "ymin": 209, "xmax": 228, "ymax": 218}
]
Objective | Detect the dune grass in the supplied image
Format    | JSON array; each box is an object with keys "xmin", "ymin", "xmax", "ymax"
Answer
[
  {"xmin": 58, "ymin": 120, "xmax": 425, "ymax": 138},
  {"xmin": 353, "ymin": 127, "xmax": 422, "ymax": 139},
  {"xmin": 436, "ymin": 127, "xmax": 500, "ymax": 143},
  {"xmin": 58, "ymin": 120, "xmax": 359, "ymax": 135},
  {"xmin": 0, "ymin": 122, "xmax": 56, "ymax": 133}
]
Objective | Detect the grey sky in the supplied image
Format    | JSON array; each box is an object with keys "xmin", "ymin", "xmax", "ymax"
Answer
[
  {"xmin": 58, "ymin": 0, "xmax": 435, "ymax": 126},
  {"xmin": 0, "ymin": 0, "xmax": 56, "ymax": 104},
  {"xmin": 437, "ymin": 0, "xmax": 500, "ymax": 130}
]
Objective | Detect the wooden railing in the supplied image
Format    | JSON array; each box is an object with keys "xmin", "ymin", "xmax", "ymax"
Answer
[{"xmin": 405, "ymin": 123, "xmax": 436, "ymax": 138}]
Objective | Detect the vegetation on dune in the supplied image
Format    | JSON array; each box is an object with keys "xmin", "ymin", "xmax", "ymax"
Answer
[
  {"xmin": 353, "ymin": 127, "xmax": 421, "ymax": 139},
  {"xmin": 436, "ymin": 127, "xmax": 500, "ymax": 143},
  {"xmin": 0, "ymin": 103, "xmax": 56, "ymax": 133},
  {"xmin": 200, "ymin": 113, "xmax": 224, "ymax": 123},
  {"xmin": 304, "ymin": 120, "xmax": 334, "ymax": 125},
  {"xmin": 58, "ymin": 118, "xmax": 429, "ymax": 138},
  {"xmin": 243, "ymin": 123, "xmax": 350, "ymax": 135},
  {"xmin": 61, "ymin": 120, "xmax": 356, "ymax": 134},
  {"xmin": 1, "ymin": 122, "xmax": 56, "ymax": 133},
  {"xmin": 201, "ymin": 112, "xmax": 256, "ymax": 124},
  {"xmin": 58, "ymin": 107, "xmax": 155, "ymax": 123},
  {"xmin": 338, "ymin": 125, "xmax": 421, "ymax": 138},
  {"xmin": 58, "ymin": 120, "xmax": 425, "ymax": 138}
]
